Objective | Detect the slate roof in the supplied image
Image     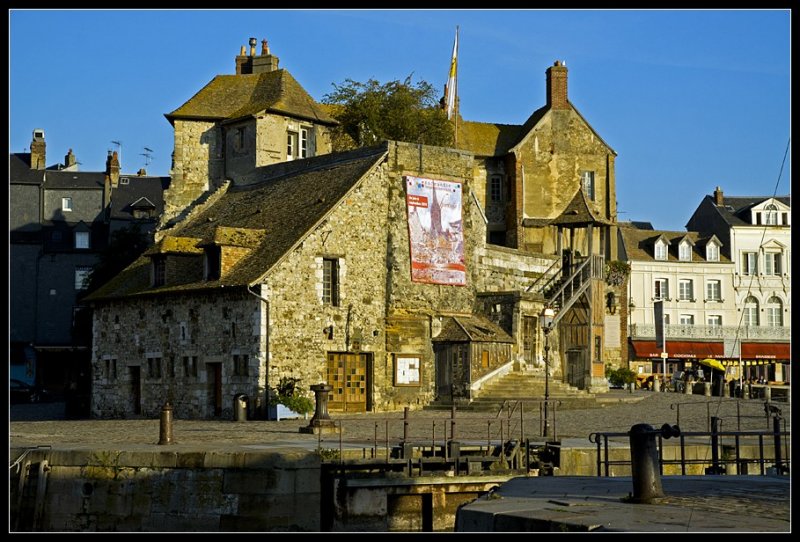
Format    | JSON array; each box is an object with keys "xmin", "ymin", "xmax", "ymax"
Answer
[
  {"xmin": 618, "ymin": 225, "xmax": 730, "ymax": 264},
  {"xmin": 433, "ymin": 315, "xmax": 515, "ymax": 343},
  {"xmin": 549, "ymin": 188, "xmax": 612, "ymax": 226},
  {"xmin": 10, "ymin": 153, "xmax": 44, "ymax": 185},
  {"xmin": 85, "ymin": 144, "xmax": 389, "ymax": 301},
  {"xmin": 704, "ymin": 195, "xmax": 791, "ymax": 227},
  {"xmin": 166, "ymin": 70, "xmax": 337, "ymax": 125},
  {"xmin": 43, "ymin": 169, "xmax": 105, "ymax": 190},
  {"xmin": 109, "ymin": 176, "xmax": 170, "ymax": 221}
]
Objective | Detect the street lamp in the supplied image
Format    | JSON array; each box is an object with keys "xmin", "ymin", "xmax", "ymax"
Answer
[{"xmin": 541, "ymin": 307, "xmax": 555, "ymax": 438}]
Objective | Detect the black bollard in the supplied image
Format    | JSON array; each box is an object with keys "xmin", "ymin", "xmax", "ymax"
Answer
[
  {"xmin": 628, "ymin": 423, "xmax": 663, "ymax": 503},
  {"xmin": 705, "ymin": 417, "xmax": 726, "ymax": 474},
  {"xmin": 158, "ymin": 401, "xmax": 174, "ymax": 445}
]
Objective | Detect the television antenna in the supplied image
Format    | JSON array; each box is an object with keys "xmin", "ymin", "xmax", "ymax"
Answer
[{"xmin": 140, "ymin": 147, "xmax": 154, "ymax": 168}]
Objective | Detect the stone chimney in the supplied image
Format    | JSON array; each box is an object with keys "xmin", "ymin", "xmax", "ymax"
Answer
[
  {"xmin": 235, "ymin": 37, "xmax": 279, "ymax": 75},
  {"xmin": 105, "ymin": 150, "xmax": 121, "ymax": 188},
  {"xmin": 546, "ymin": 60, "xmax": 569, "ymax": 110},
  {"xmin": 714, "ymin": 186, "xmax": 724, "ymax": 206},
  {"xmin": 64, "ymin": 148, "xmax": 77, "ymax": 169},
  {"xmin": 138, "ymin": 168, "xmax": 147, "ymax": 176},
  {"xmin": 30, "ymin": 129, "xmax": 46, "ymax": 170}
]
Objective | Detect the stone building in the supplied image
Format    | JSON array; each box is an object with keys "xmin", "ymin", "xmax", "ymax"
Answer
[{"xmin": 86, "ymin": 42, "xmax": 624, "ymax": 418}]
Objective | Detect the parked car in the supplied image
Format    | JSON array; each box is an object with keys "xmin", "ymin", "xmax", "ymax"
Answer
[{"xmin": 10, "ymin": 379, "xmax": 49, "ymax": 404}]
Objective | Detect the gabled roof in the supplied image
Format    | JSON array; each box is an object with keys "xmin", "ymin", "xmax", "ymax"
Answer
[
  {"xmin": 165, "ymin": 70, "xmax": 337, "ymax": 126},
  {"xmin": 549, "ymin": 188, "xmax": 612, "ymax": 226},
  {"xmin": 85, "ymin": 144, "xmax": 389, "ymax": 301},
  {"xmin": 511, "ymin": 103, "xmax": 617, "ymax": 157},
  {"xmin": 10, "ymin": 153, "xmax": 45, "ymax": 185},
  {"xmin": 619, "ymin": 225, "xmax": 731, "ymax": 264},
  {"xmin": 433, "ymin": 315, "xmax": 514, "ymax": 343},
  {"xmin": 709, "ymin": 195, "xmax": 791, "ymax": 227},
  {"xmin": 109, "ymin": 176, "xmax": 170, "ymax": 221}
]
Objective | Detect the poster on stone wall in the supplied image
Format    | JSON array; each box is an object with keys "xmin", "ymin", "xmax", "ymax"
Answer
[{"xmin": 404, "ymin": 176, "xmax": 466, "ymax": 286}]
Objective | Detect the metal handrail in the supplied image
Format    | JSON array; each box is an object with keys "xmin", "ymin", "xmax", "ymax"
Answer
[
  {"xmin": 526, "ymin": 258, "xmax": 561, "ymax": 294},
  {"xmin": 9, "ymin": 446, "xmax": 51, "ymax": 472}
]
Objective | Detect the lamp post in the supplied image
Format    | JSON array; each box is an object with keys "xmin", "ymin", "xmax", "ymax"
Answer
[{"xmin": 541, "ymin": 307, "xmax": 555, "ymax": 438}]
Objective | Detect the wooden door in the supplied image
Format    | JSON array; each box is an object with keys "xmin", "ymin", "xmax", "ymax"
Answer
[{"xmin": 326, "ymin": 353, "xmax": 368, "ymax": 412}]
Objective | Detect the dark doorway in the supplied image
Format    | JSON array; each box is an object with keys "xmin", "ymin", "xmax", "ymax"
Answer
[
  {"xmin": 129, "ymin": 366, "xmax": 141, "ymax": 415},
  {"xmin": 208, "ymin": 362, "xmax": 222, "ymax": 417}
]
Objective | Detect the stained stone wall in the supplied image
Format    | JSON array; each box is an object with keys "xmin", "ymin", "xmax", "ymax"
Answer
[
  {"xmin": 164, "ymin": 120, "xmax": 223, "ymax": 224},
  {"xmin": 91, "ymin": 289, "xmax": 264, "ymax": 419}
]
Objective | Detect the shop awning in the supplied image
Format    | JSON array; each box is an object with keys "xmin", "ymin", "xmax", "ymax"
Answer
[
  {"xmin": 741, "ymin": 342, "xmax": 790, "ymax": 361},
  {"xmin": 630, "ymin": 340, "xmax": 724, "ymax": 359}
]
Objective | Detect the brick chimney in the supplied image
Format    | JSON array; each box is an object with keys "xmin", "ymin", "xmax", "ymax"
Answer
[
  {"xmin": 105, "ymin": 150, "xmax": 120, "ymax": 188},
  {"xmin": 546, "ymin": 60, "xmax": 569, "ymax": 110},
  {"xmin": 30, "ymin": 129, "xmax": 46, "ymax": 170},
  {"xmin": 714, "ymin": 186, "xmax": 724, "ymax": 206},
  {"xmin": 235, "ymin": 37, "xmax": 279, "ymax": 75}
]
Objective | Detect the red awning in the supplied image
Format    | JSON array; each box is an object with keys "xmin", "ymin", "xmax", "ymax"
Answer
[
  {"xmin": 630, "ymin": 340, "xmax": 724, "ymax": 359},
  {"xmin": 741, "ymin": 342, "xmax": 790, "ymax": 361}
]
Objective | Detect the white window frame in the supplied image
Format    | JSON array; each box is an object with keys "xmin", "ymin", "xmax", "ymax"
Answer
[
  {"xmin": 678, "ymin": 279, "xmax": 693, "ymax": 301},
  {"xmin": 74, "ymin": 266, "xmax": 92, "ymax": 290},
  {"xmin": 707, "ymin": 315, "xmax": 722, "ymax": 327},
  {"xmin": 766, "ymin": 297, "xmax": 783, "ymax": 327},
  {"xmin": 300, "ymin": 128, "xmax": 309, "ymax": 158},
  {"xmin": 743, "ymin": 297, "xmax": 759, "ymax": 327},
  {"xmin": 742, "ymin": 252, "xmax": 757, "ymax": 275},
  {"xmin": 764, "ymin": 204, "xmax": 778, "ymax": 225},
  {"xmin": 706, "ymin": 243, "xmax": 719, "ymax": 262},
  {"xmin": 287, "ymin": 131, "xmax": 298, "ymax": 161},
  {"xmin": 654, "ymin": 278, "xmax": 669, "ymax": 300},
  {"xmin": 74, "ymin": 231, "xmax": 90, "ymax": 249},
  {"xmin": 679, "ymin": 314, "xmax": 694, "ymax": 325},
  {"xmin": 764, "ymin": 252, "xmax": 782, "ymax": 276},
  {"xmin": 679, "ymin": 242, "xmax": 692, "ymax": 261},
  {"xmin": 62, "ymin": 197, "xmax": 73, "ymax": 212},
  {"xmin": 655, "ymin": 241, "xmax": 667, "ymax": 261},
  {"xmin": 706, "ymin": 279, "xmax": 722, "ymax": 302}
]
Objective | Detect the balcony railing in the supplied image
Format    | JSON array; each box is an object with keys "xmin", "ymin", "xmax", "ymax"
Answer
[{"xmin": 629, "ymin": 323, "xmax": 790, "ymax": 341}]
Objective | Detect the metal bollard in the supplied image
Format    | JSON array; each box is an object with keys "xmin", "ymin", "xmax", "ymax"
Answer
[
  {"xmin": 628, "ymin": 423, "xmax": 679, "ymax": 503},
  {"xmin": 684, "ymin": 380, "xmax": 692, "ymax": 395},
  {"xmin": 158, "ymin": 401, "xmax": 174, "ymax": 445},
  {"xmin": 705, "ymin": 416, "xmax": 725, "ymax": 474},
  {"xmin": 704, "ymin": 382, "xmax": 712, "ymax": 397},
  {"xmin": 763, "ymin": 386, "xmax": 771, "ymax": 402}
]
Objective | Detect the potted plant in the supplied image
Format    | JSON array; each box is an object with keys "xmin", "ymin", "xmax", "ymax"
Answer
[{"xmin": 271, "ymin": 376, "xmax": 315, "ymax": 420}]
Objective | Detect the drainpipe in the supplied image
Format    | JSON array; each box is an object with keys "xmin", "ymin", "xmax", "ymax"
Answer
[{"xmin": 247, "ymin": 284, "xmax": 270, "ymax": 419}]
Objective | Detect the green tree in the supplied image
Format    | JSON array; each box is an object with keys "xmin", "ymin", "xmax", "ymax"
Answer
[
  {"xmin": 82, "ymin": 225, "xmax": 150, "ymax": 297},
  {"xmin": 323, "ymin": 75, "xmax": 454, "ymax": 152}
]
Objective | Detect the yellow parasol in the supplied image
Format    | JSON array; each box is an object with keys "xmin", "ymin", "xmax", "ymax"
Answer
[{"xmin": 698, "ymin": 358, "xmax": 726, "ymax": 372}]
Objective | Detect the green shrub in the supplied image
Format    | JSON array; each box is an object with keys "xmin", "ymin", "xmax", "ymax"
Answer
[
  {"xmin": 605, "ymin": 365, "xmax": 637, "ymax": 387},
  {"xmin": 273, "ymin": 376, "xmax": 315, "ymax": 414}
]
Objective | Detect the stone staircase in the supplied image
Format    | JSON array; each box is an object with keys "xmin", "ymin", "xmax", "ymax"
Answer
[{"xmin": 425, "ymin": 370, "xmax": 602, "ymax": 412}]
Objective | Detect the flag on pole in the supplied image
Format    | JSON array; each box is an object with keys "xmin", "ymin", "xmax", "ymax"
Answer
[{"xmin": 444, "ymin": 26, "xmax": 458, "ymax": 120}]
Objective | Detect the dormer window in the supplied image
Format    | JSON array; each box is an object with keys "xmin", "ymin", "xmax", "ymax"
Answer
[
  {"xmin": 679, "ymin": 241, "xmax": 692, "ymax": 261},
  {"xmin": 205, "ymin": 246, "xmax": 221, "ymax": 281},
  {"xmin": 764, "ymin": 204, "xmax": 778, "ymax": 225},
  {"xmin": 287, "ymin": 126, "xmax": 312, "ymax": 161},
  {"xmin": 706, "ymin": 242, "xmax": 719, "ymax": 262},
  {"xmin": 654, "ymin": 240, "xmax": 668, "ymax": 261},
  {"xmin": 152, "ymin": 256, "xmax": 166, "ymax": 287},
  {"xmin": 75, "ymin": 231, "xmax": 90, "ymax": 249},
  {"xmin": 62, "ymin": 197, "xmax": 73, "ymax": 212}
]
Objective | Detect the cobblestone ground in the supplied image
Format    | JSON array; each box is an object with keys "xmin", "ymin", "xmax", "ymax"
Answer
[{"xmin": 10, "ymin": 390, "xmax": 790, "ymax": 453}]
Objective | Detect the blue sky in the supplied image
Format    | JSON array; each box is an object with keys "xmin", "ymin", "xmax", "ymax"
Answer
[{"xmin": 9, "ymin": 9, "xmax": 790, "ymax": 231}]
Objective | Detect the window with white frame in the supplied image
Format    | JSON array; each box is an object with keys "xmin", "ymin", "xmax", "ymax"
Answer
[
  {"xmin": 74, "ymin": 231, "xmax": 90, "ymax": 249},
  {"xmin": 766, "ymin": 296, "xmax": 783, "ymax": 327},
  {"xmin": 706, "ymin": 280, "xmax": 722, "ymax": 302},
  {"xmin": 74, "ymin": 266, "xmax": 92, "ymax": 290},
  {"xmin": 679, "ymin": 314, "xmax": 694, "ymax": 325},
  {"xmin": 490, "ymin": 175, "xmax": 503, "ymax": 202},
  {"xmin": 581, "ymin": 171, "xmax": 595, "ymax": 200},
  {"xmin": 300, "ymin": 128, "xmax": 309, "ymax": 158},
  {"xmin": 742, "ymin": 252, "xmax": 757, "ymax": 275},
  {"xmin": 764, "ymin": 203, "xmax": 778, "ymax": 225},
  {"xmin": 706, "ymin": 242, "xmax": 719, "ymax": 262},
  {"xmin": 62, "ymin": 197, "xmax": 73, "ymax": 212},
  {"xmin": 654, "ymin": 278, "xmax": 669, "ymax": 300},
  {"xmin": 287, "ymin": 131, "xmax": 298, "ymax": 160},
  {"xmin": 679, "ymin": 242, "xmax": 692, "ymax": 261},
  {"xmin": 678, "ymin": 279, "xmax": 693, "ymax": 301},
  {"xmin": 707, "ymin": 315, "xmax": 722, "ymax": 327},
  {"xmin": 663, "ymin": 314, "xmax": 670, "ymax": 325},
  {"xmin": 654, "ymin": 240, "xmax": 668, "ymax": 261},
  {"xmin": 764, "ymin": 252, "xmax": 782, "ymax": 276},
  {"xmin": 743, "ymin": 296, "xmax": 759, "ymax": 327}
]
